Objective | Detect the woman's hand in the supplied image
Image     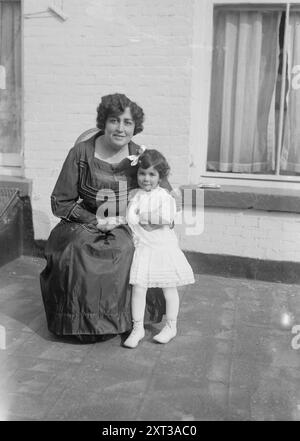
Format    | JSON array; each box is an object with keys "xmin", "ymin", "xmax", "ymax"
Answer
[
  {"xmin": 96, "ymin": 216, "xmax": 126, "ymax": 232},
  {"xmin": 139, "ymin": 210, "xmax": 171, "ymax": 231},
  {"xmin": 140, "ymin": 223, "xmax": 165, "ymax": 231},
  {"xmin": 97, "ymin": 223, "xmax": 118, "ymax": 233}
]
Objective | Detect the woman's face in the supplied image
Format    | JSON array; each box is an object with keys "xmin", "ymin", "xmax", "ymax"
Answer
[{"xmin": 104, "ymin": 107, "xmax": 135, "ymax": 150}]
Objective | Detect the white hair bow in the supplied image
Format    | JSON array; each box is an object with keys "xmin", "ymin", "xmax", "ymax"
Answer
[{"xmin": 127, "ymin": 144, "xmax": 147, "ymax": 166}]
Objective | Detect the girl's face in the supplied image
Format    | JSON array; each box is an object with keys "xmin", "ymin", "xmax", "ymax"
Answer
[
  {"xmin": 137, "ymin": 166, "xmax": 160, "ymax": 191},
  {"xmin": 104, "ymin": 107, "xmax": 135, "ymax": 150}
]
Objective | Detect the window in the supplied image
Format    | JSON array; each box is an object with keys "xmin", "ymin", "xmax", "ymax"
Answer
[
  {"xmin": 206, "ymin": 3, "xmax": 300, "ymax": 182},
  {"xmin": 0, "ymin": 0, "xmax": 22, "ymax": 171}
]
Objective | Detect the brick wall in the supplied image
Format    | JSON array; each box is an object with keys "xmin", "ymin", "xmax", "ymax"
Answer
[
  {"xmin": 22, "ymin": 0, "xmax": 300, "ymax": 264},
  {"xmin": 23, "ymin": 0, "xmax": 193, "ymax": 238},
  {"xmin": 176, "ymin": 208, "xmax": 300, "ymax": 262}
]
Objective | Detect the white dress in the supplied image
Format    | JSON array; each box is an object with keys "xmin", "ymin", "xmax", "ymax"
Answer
[{"xmin": 127, "ymin": 187, "xmax": 195, "ymax": 288}]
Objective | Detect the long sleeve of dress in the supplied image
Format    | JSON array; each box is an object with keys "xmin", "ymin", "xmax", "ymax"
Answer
[{"xmin": 50, "ymin": 147, "xmax": 97, "ymax": 225}]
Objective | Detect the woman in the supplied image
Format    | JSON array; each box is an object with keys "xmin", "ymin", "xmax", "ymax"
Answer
[{"xmin": 40, "ymin": 93, "xmax": 172, "ymax": 342}]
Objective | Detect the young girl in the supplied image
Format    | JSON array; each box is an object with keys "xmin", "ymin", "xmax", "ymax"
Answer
[{"xmin": 124, "ymin": 149, "xmax": 195, "ymax": 348}]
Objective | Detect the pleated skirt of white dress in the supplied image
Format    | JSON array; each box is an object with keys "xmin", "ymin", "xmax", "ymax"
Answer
[{"xmin": 129, "ymin": 228, "xmax": 195, "ymax": 288}]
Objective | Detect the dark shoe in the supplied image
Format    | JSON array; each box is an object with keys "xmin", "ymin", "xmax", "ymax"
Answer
[
  {"xmin": 97, "ymin": 334, "xmax": 116, "ymax": 341},
  {"xmin": 76, "ymin": 334, "xmax": 116, "ymax": 343},
  {"xmin": 76, "ymin": 335, "xmax": 98, "ymax": 343}
]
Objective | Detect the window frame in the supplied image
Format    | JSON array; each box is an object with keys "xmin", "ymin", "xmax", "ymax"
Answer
[
  {"xmin": 0, "ymin": 0, "xmax": 23, "ymax": 174},
  {"xmin": 189, "ymin": 0, "xmax": 300, "ymax": 189}
]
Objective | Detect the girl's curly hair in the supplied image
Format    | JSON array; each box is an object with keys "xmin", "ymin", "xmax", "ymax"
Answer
[
  {"xmin": 96, "ymin": 93, "xmax": 144, "ymax": 135},
  {"xmin": 138, "ymin": 149, "xmax": 170, "ymax": 179}
]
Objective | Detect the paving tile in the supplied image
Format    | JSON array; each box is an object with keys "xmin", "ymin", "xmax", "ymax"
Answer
[
  {"xmin": 0, "ymin": 355, "xmax": 80, "ymax": 421},
  {"xmin": 136, "ymin": 384, "xmax": 229, "ymax": 421},
  {"xmin": 10, "ymin": 330, "xmax": 94, "ymax": 363},
  {"xmin": 5, "ymin": 414, "xmax": 40, "ymax": 421},
  {"xmin": 0, "ymin": 283, "xmax": 24, "ymax": 303},
  {"xmin": 0, "ymin": 310, "xmax": 45, "ymax": 336},
  {"xmin": 1, "ymin": 257, "xmax": 300, "ymax": 421},
  {"xmin": 2, "ymin": 389, "xmax": 63, "ymax": 420},
  {"xmin": 0, "ymin": 358, "xmax": 70, "ymax": 419},
  {"xmin": 58, "ymin": 348, "xmax": 159, "ymax": 396},
  {"xmin": 0, "ymin": 368, "xmax": 55, "ymax": 395},
  {"xmin": 145, "ymin": 337, "xmax": 233, "ymax": 401},
  {"xmin": 0, "ymin": 354, "xmax": 82, "ymax": 374},
  {"xmin": 234, "ymin": 288, "xmax": 300, "ymax": 330},
  {"xmin": 180, "ymin": 297, "xmax": 236, "ymax": 329},
  {"xmin": 1, "ymin": 329, "xmax": 35, "ymax": 356},
  {"xmin": 231, "ymin": 324, "xmax": 300, "ymax": 368},
  {"xmin": 249, "ymin": 369, "xmax": 300, "ymax": 421},
  {"xmin": 228, "ymin": 357, "xmax": 300, "ymax": 421},
  {"xmin": 45, "ymin": 389, "xmax": 142, "ymax": 421}
]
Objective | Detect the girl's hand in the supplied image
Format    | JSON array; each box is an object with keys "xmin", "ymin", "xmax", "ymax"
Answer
[
  {"xmin": 139, "ymin": 211, "xmax": 149, "ymax": 224},
  {"xmin": 140, "ymin": 223, "xmax": 164, "ymax": 231}
]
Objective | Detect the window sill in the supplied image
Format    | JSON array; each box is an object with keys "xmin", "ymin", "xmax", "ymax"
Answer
[
  {"xmin": 0, "ymin": 175, "xmax": 32, "ymax": 197},
  {"xmin": 180, "ymin": 184, "xmax": 300, "ymax": 214}
]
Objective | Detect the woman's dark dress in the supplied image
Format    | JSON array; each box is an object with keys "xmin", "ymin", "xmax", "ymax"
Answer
[{"xmin": 40, "ymin": 133, "xmax": 169, "ymax": 336}]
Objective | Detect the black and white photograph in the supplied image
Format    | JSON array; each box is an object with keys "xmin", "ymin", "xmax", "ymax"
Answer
[{"xmin": 0, "ymin": 0, "xmax": 300, "ymax": 424}]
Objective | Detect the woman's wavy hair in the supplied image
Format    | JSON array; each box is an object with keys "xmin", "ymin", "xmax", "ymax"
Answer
[
  {"xmin": 138, "ymin": 149, "xmax": 170, "ymax": 179},
  {"xmin": 96, "ymin": 93, "xmax": 144, "ymax": 135}
]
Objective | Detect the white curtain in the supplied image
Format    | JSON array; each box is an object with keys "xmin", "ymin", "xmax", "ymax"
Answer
[
  {"xmin": 0, "ymin": 0, "xmax": 21, "ymax": 154},
  {"xmin": 207, "ymin": 10, "xmax": 280, "ymax": 173},
  {"xmin": 281, "ymin": 12, "xmax": 300, "ymax": 173}
]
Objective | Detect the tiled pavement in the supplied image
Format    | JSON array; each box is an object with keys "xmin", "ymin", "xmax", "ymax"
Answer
[{"xmin": 0, "ymin": 256, "xmax": 299, "ymax": 421}]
